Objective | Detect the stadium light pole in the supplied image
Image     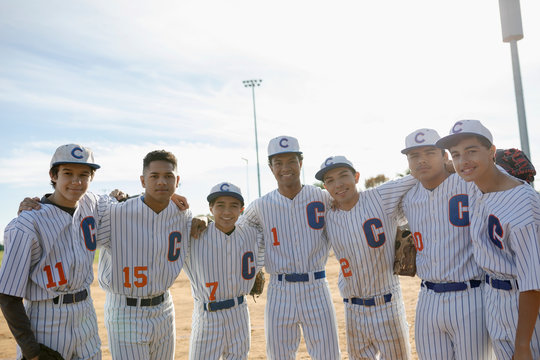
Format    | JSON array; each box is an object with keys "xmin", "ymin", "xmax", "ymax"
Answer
[
  {"xmin": 498, "ymin": 0, "xmax": 531, "ymax": 160},
  {"xmin": 243, "ymin": 79, "xmax": 263, "ymax": 197},
  {"xmin": 241, "ymin": 157, "xmax": 250, "ymax": 203}
]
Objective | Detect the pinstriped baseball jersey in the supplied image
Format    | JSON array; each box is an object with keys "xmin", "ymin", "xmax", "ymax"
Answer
[
  {"xmin": 241, "ymin": 184, "xmax": 330, "ymax": 274},
  {"xmin": 97, "ymin": 196, "xmax": 192, "ymax": 296},
  {"xmin": 184, "ymin": 222, "xmax": 264, "ymax": 303},
  {"xmin": 326, "ymin": 176, "xmax": 417, "ymax": 298},
  {"xmin": 0, "ymin": 192, "xmax": 105, "ymax": 300},
  {"xmin": 184, "ymin": 222, "xmax": 264, "ymax": 360},
  {"xmin": 402, "ymin": 173, "xmax": 483, "ymax": 282}
]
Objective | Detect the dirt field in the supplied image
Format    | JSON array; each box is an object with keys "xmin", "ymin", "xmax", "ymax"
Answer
[{"xmin": 0, "ymin": 255, "xmax": 421, "ymax": 359}]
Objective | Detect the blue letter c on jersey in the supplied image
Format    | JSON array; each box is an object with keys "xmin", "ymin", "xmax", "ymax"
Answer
[
  {"xmin": 242, "ymin": 252, "xmax": 255, "ymax": 280},
  {"xmin": 81, "ymin": 217, "xmax": 97, "ymax": 251},
  {"xmin": 363, "ymin": 218, "xmax": 386, "ymax": 248},
  {"xmin": 168, "ymin": 232, "xmax": 182, "ymax": 261},
  {"xmin": 488, "ymin": 215, "xmax": 504, "ymax": 249},
  {"xmin": 306, "ymin": 202, "xmax": 325, "ymax": 229},
  {"xmin": 449, "ymin": 194, "xmax": 469, "ymax": 227}
]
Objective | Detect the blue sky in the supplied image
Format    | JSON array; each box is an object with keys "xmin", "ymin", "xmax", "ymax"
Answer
[{"xmin": 1, "ymin": 0, "xmax": 540, "ymax": 237}]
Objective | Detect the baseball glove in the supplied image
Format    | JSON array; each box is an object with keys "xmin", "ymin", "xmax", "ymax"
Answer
[
  {"xmin": 249, "ymin": 270, "xmax": 265, "ymax": 301},
  {"xmin": 393, "ymin": 227, "xmax": 417, "ymax": 277},
  {"xmin": 23, "ymin": 343, "xmax": 64, "ymax": 360},
  {"xmin": 495, "ymin": 148, "xmax": 536, "ymax": 184}
]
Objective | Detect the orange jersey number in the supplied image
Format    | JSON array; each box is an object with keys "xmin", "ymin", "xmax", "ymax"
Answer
[{"xmin": 123, "ymin": 266, "xmax": 148, "ymax": 288}]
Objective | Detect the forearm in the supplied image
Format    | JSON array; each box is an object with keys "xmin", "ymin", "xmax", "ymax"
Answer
[
  {"xmin": 0, "ymin": 293, "xmax": 40, "ymax": 359},
  {"xmin": 514, "ymin": 290, "xmax": 540, "ymax": 356}
]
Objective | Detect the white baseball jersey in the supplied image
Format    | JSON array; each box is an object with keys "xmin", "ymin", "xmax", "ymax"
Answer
[
  {"xmin": 470, "ymin": 182, "xmax": 540, "ymax": 359},
  {"xmin": 0, "ymin": 192, "xmax": 106, "ymax": 359},
  {"xmin": 184, "ymin": 222, "xmax": 264, "ymax": 360},
  {"xmin": 325, "ymin": 176, "xmax": 415, "ymax": 359},
  {"xmin": 401, "ymin": 174, "xmax": 491, "ymax": 360},
  {"xmin": 97, "ymin": 196, "xmax": 192, "ymax": 360},
  {"xmin": 241, "ymin": 184, "xmax": 340, "ymax": 360}
]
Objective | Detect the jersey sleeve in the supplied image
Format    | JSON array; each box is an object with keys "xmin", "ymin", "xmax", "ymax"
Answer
[
  {"xmin": 256, "ymin": 229, "xmax": 265, "ymax": 271},
  {"xmin": 376, "ymin": 175, "xmax": 418, "ymax": 220},
  {"xmin": 510, "ymin": 222, "xmax": 540, "ymax": 292},
  {"xmin": 96, "ymin": 195, "xmax": 114, "ymax": 248},
  {"xmin": 0, "ymin": 219, "xmax": 37, "ymax": 297},
  {"xmin": 238, "ymin": 201, "xmax": 263, "ymax": 232}
]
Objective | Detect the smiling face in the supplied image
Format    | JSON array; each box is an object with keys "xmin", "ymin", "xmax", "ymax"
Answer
[
  {"xmin": 140, "ymin": 160, "xmax": 179, "ymax": 211},
  {"xmin": 209, "ymin": 196, "xmax": 244, "ymax": 233},
  {"xmin": 449, "ymin": 135, "xmax": 495, "ymax": 184},
  {"xmin": 406, "ymin": 146, "xmax": 449, "ymax": 189},
  {"xmin": 49, "ymin": 163, "xmax": 94, "ymax": 207},
  {"xmin": 323, "ymin": 166, "xmax": 360, "ymax": 210},
  {"xmin": 269, "ymin": 153, "xmax": 302, "ymax": 188}
]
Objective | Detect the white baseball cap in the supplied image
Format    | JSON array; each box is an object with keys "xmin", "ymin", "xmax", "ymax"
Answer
[
  {"xmin": 315, "ymin": 156, "xmax": 356, "ymax": 181},
  {"xmin": 50, "ymin": 144, "xmax": 100, "ymax": 170},
  {"xmin": 267, "ymin": 135, "xmax": 302, "ymax": 157},
  {"xmin": 207, "ymin": 182, "xmax": 244, "ymax": 205},
  {"xmin": 436, "ymin": 120, "xmax": 493, "ymax": 149},
  {"xmin": 401, "ymin": 128, "xmax": 442, "ymax": 154}
]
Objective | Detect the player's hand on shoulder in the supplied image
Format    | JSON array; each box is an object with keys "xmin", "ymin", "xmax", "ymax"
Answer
[
  {"xmin": 171, "ymin": 193, "xmax": 189, "ymax": 210},
  {"xmin": 445, "ymin": 159, "xmax": 456, "ymax": 174},
  {"xmin": 109, "ymin": 189, "xmax": 129, "ymax": 202},
  {"xmin": 190, "ymin": 216, "xmax": 209, "ymax": 239},
  {"xmin": 18, "ymin": 197, "xmax": 41, "ymax": 215}
]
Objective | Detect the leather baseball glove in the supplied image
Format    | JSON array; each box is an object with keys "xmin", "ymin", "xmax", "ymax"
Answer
[
  {"xmin": 393, "ymin": 227, "xmax": 417, "ymax": 277},
  {"xmin": 249, "ymin": 270, "xmax": 266, "ymax": 301},
  {"xmin": 23, "ymin": 343, "xmax": 64, "ymax": 360}
]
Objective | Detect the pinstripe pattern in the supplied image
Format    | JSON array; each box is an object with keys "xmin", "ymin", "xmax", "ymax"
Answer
[
  {"xmin": 402, "ymin": 174, "xmax": 491, "ymax": 360},
  {"xmin": 470, "ymin": 183, "xmax": 540, "ymax": 358},
  {"xmin": 0, "ymin": 192, "xmax": 104, "ymax": 359},
  {"xmin": 97, "ymin": 197, "xmax": 192, "ymax": 360},
  {"xmin": 241, "ymin": 185, "xmax": 340, "ymax": 360},
  {"xmin": 326, "ymin": 177, "xmax": 416, "ymax": 359},
  {"xmin": 184, "ymin": 222, "xmax": 264, "ymax": 360}
]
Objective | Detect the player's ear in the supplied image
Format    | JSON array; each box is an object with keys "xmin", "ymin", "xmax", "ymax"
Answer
[
  {"xmin": 490, "ymin": 145, "xmax": 496, "ymax": 162},
  {"xmin": 140, "ymin": 175, "xmax": 146, "ymax": 188},
  {"xmin": 49, "ymin": 170, "xmax": 57, "ymax": 182},
  {"xmin": 175, "ymin": 175, "xmax": 180, "ymax": 188},
  {"xmin": 354, "ymin": 172, "xmax": 360, "ymax": 184}
]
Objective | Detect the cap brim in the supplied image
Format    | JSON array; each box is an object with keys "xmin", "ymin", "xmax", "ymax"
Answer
[
  {"xmin": 268, "ymin": 150, "xmax": 303, "ymax": 158},
  {"xmin": 435, "ymin": 132, "xmax": 492, "ymax": 149},
  {"xmin": 315, "ymin": 164, "xmax": 356, "ymax": 181},
  {"xmin": 207, "ymin": 192, "xmax": 244, "ymax": 204},
  {"xmin": 51, "ymin": 161, "xmax": 101, "ymax": 170},
  {"xmin": 401, "ymin": 144, "xmax": 443, "ymax": 154}
]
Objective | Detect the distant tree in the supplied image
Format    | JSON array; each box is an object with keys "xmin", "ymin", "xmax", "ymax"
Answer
[
  {"xmin": 313, "ymin": 181, "xmax": 324, "ymax": 189},
  {"xmin": 396, "ymin": 169, "xmax": 411, "ymax": 178},
  {"xmin": 364, "ymin": 174, "xmax": 389, "ymax": 189}
]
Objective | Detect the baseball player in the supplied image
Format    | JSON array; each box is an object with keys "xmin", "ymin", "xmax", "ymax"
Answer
[
  {"xmin": 0, "ymin": 144, "xmax": 105, "ymax": 360},
  {"xmin": 437, "ymin": 120, "xmax": 540, "ymax": 360},
  {"xmin": 240, "ymin": 135, "xmax": 340, "ymax": 360},
  {"xmin": 183, "ymin": 182, "xmax": 264, "ymax": 360},
  {"xmin": 316, "ymin": 155, "xmax": 417, "ymax": 359},
  {"xmin": 97, "ymin": 150, "xmax": 192, "ymax": 360},
  {"xmin": 400, "ymin": 128, "xmax": 492, "ymax": 359}
]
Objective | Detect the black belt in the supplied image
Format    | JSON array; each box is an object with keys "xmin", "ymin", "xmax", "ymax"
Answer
[
  {"xmin": 277, "ymin": 270, "xmax": 326, "ymax": 282},
  {"xmin": 344, "ymin": 293, "xmax": 392, "ymax": 307},
  {"xmin": 485, "ymin": 274, "xmax": 518, "ymax": 291},
  {"xmin": 52, "ymin": 289, "xmax": 88, "ymax": 304},
  {"xmin": 204, "ymin": 296, "xmax": 244, "ymax": 312},
  {"xmin": 421, "ymin": 280, "xmax": 481, "ymax": 293},
  {"xmin": 126, "ymin": 293, "xmax": 165, "ymax": 307}
]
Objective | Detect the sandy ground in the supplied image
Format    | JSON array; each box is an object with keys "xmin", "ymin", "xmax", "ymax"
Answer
[{"xmin": 0, "ymin": 256, "xmax": 421, "ymax": 359}]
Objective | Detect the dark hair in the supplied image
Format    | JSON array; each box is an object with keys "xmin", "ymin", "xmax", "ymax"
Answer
[
  {"xmin": 209, "ymin": 196, "xmax": 244, "ymax": 207},
  {"xmin": 143, "ymin": 150, "xmax": 178, "ymax": 172},
  {"xmin": 447, "ymin": 134, "xmax": 492, "ymax": 150},
  {"xmin": 49, "ymin": 165, "xmax": 96, "ymax": 188},
  {"xmin": 268, "ymin": 152, "xmax": 304, "ymax": 166}
]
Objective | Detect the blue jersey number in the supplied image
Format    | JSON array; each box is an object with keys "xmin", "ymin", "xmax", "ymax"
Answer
[
  {"xmin": 449, "ymin": 194, "xmax": 470, "ymax": 227},
  {"xmin": 242, "ymin": 252, "xmax": 256, "ymax": 280},
  {"xmin": 81, "ymin": 217, "xmax": 97, "ymax": 251},
  {"xmin": 167, "ymin": 231, "xmax": 183, "ymax": 261},
  {"xmin": 363, "ymin": 218, "xmax": 386, "ymax": 248},
  {"xmin": 488, "ymin": 215, "xmax": 504, "ymax": 249},
  {"xmin": 306, "ymin": 202, "xmax": 325, "ymax": 229}
]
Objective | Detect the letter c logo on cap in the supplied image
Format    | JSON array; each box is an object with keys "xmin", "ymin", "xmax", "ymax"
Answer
[
  {"xmin": 452, "ymin": 122, "xmax": 463, "ymax": 134},
  {"xmin": 71, "ymin": 147, "xmax": 84, "ymax": 159},
  {"xmin": 415, "ymin": 132, "xmax": 425, "ymax": 144},
  {"xmin": 279, "ymin": 138, "xmax": 289, "ymax": 148},
  {"xmin": 220, "ymin": 183, "xmax": 230, "ymax": 191},
  {"xmin": 324, "ymin": 157, "xmax": 334, "ymax": 166}
]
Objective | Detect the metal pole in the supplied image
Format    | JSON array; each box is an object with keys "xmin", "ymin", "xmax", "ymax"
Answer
[
  {"xmin": 241, "ymin": 157, "xmax": 250, "ymax": 203},
  {"xmin": 251, "ymin": 86, "xmax": 262, "ymax": 197},
  {"xmin": 509, "ymin": 40, "xmax": 531, "ymax": 159}
]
